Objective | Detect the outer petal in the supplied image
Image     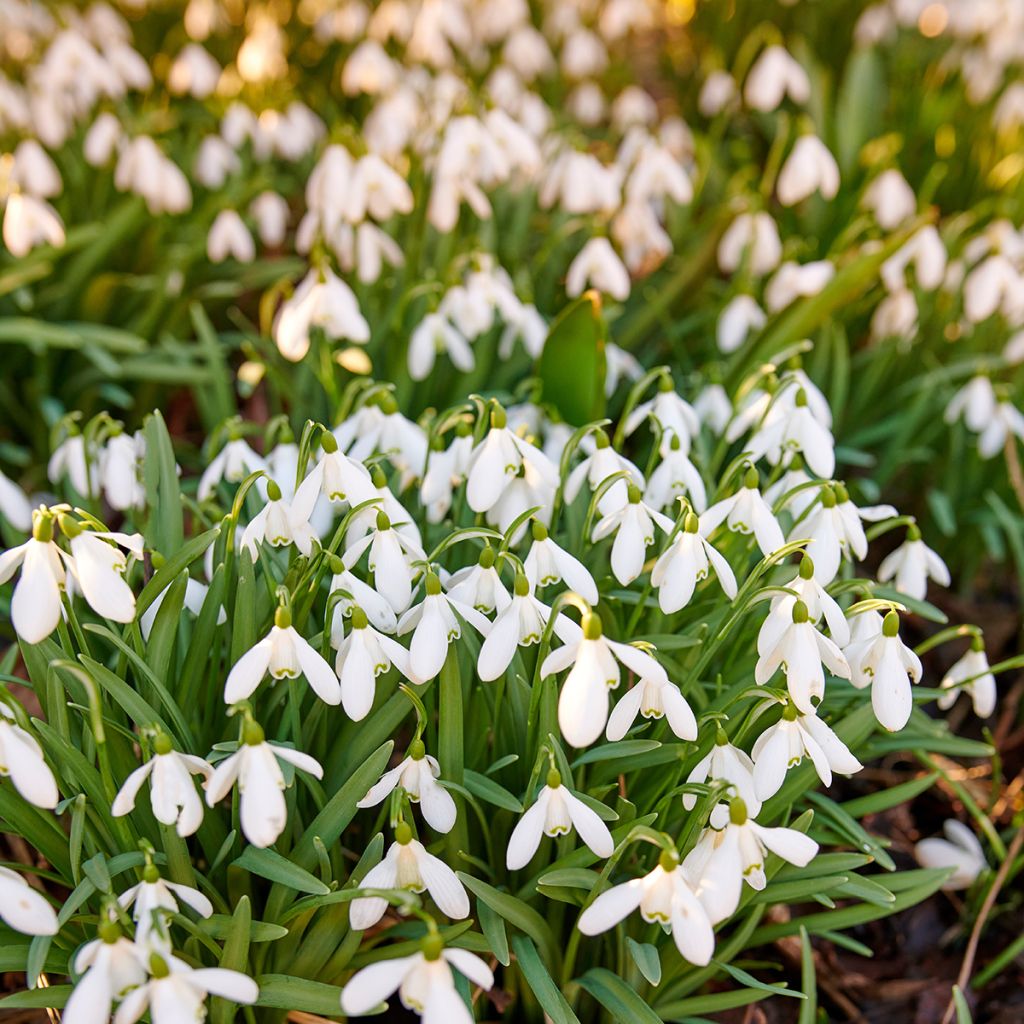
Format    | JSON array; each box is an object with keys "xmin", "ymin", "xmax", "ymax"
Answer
[
  {"xmin": 293, "ymin": 632, "xmax": 343, "ymax": 705},
  {"xmin": 564, "ymin": 791, "xmax": 614, "ymax": 858},
  {"xmin": 750, "ymin": 822, "xmax": 818, "ymax": 866},
  {"xmin": 577, "ymin": 879, "xmax": 644, "ymax": 934},
  {"xmin": 111, "ymin": 760, "xmax": 155, "ymax": 817},
  {"xmin": 417, "ymin": 848, "xmax": 470, "ymax": 918},
  {"xmin": 506, "ymin": 794, "xmax": 549, "ymax": 870},
  {"xmin": 223, "ymin": 637, "xmax": 273, "ymax": 703},
  {"xmin": 341, "ymin": 956, "xmax": 416, "ymax": 1015}
]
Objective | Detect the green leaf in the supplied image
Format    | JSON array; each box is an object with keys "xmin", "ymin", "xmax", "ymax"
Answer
[
  {"xmin": 202, "ymin": 915, "xmax": 287, "ymax": 943},
  {"xmin": 537, "ymin": 293, "xmax": 607, "ymax": 425},
  {"xmin": 463, "ymin": 769, "xmax": 522, "ymax": 813},
  {"xmin": 713, "ymin": 960, "xmax": 805, "ymax": 999},
  {"xmin": 953, "ymin": 986, "xmax": 973, "ymax": 1024},
  {"xmin": 0, "ymin": 985, "xmax": 73, "ymax": 1010},
  {"xmin": 211, "ymin": 896, "xmax": 252, "ymax": 1024},
  {"xmin": 478, "ymin": 898, "xmax": 510, "ymax": 967},
  {"xmin": 510, "ymin": 935, "xmax": 580, "ymax": 1024},
  {"xmin": 571, "ymin": 739, "xmax": 660, "ymax": 767},
  {"xmin": 835, "ymin": 47, "xmax": 886, "ymax": 173},
  {"xmin": 255, "ymin": 975, "xmax": 345, "ymax": 1015},
  {"xmin": 459, "ymin": 873, "xmax": 559, "ymax": 969},
  {"xmin": 799, "ymin": 927, "xmax": 817, "ymax": 1024},
  {"xmin": 839, "ymin": 772, "xmax": 939, "ymax": 817},
  {"xmin": 577, "ymin": 966, "xmax": 664, "ymax": 1023},
  {"xmin": 627, "ymin": 938, "xmax": 661, "ymax": 986},
  {"xmin": 143, "ymin": 409, "xmax": 184, "ymax": 553},
  {"xmin": 233, "ymin": 848, "xmax": 330, "ymax": 896}
]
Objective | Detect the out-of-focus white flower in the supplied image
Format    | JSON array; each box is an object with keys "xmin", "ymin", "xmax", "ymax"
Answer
[
  {"xmin": 566, "ymin": 238, "xmax": 630, "ymax": 301},
  {"xmin": 938, "ymin": 637, "xmax": 997, "ymax": 717},
  {"xmin": 863, "ymin": 169, "xmax": 916, "ymax": 230},
  {"xmin": 506, "ymin": 772, "xmax": 614, "ymax": 868},
  {"xmin": 915, "ymin": 820, "xmax": 987, "ymax": 890},
  {"xmin": 765, "ymin": 260, "xmax": 835, "ymax": 312},
  {"xmin": 84, "ymin": 112, "xmax": 122, "ymax": 166},
  {"xmin": 882, "ymin": 226, "xmax": 947, "ymax": 292},
  {"xmin": 777, "ymin": 135, "xmax": 840, "ymax": 206},
  {"xmin": 870, "ymin": 288, "xmax": 918, "ymax": 342},
  {"xmin": 977, "ymin": 401, "xmax": 1024, "ymax": 458},
  {"xmin": 408, "ymin": 312, "xmax": 473, "ymax": 381},
  {"xmin": 0, "ymin": 704, "xmax": 59, "ymax": 809},
  {"xmin": 744, "ymin": 45, "xmax": 810, "ymax": 111},
  {"xmin": 0, "ymin": 866, "xmax": 58, "ymax": 936},
  {"xmin": 0, "ymin": 469, "xmax": 31, "ymax": 531},
  {"xmin": 717, "ymin": 294, "xmax": 767, "ymax": 353},
  {"xmin": 168, "ymin": 43, "xmax": 221, "ymax": 97},
  {"xmin": 207, "ymin": 209, "xmax": 254, "ymax": 263},
  {"xmin": 11, "ymin": 139, "xmax": 61, "ymax": 198},
  {"xmin": 945, "ymin": 377, "xmax": 997, "ymax": 434},
  {"xmin": 718, "ymin": 211, "xmax": 782, "ymax": 276},
  {"xmin": 2, "ymin": 193, "xmax": 65, "ymax": 257},
  {"xmin": 964, "ymin": 255, "xmax": 1021, "ymax": 324},
  {"xmin": 250, "ymin": 191, "xmax": 289, "ymax": 247},
  {"xmin": 274, "ymin": 266, "xmax": 370, "ymax": 362},
  {"xmin": 699, "ymin": 69, "xmax": 738, "ymax": 116}
]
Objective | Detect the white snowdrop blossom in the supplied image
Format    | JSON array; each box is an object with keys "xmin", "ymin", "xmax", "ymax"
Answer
[
  {"xmin": 645, "ymin": 434, "xmax": 708, "ymax": 513},
  {"xmin": 777, "ymin": 135, "xmax": 840, "ymax": 207},
  {"xmin": 349, "ymin": 823, "xmax": 470, "ymax": 929},
  {"xmin": 863, "ymin": 168, "xmax": 916, "ymax": 229},
  {"xmin": 506, "ymin": 772, "xmax": 614, "ymax": 869},
  {"xmin": 744, "ymin": 45, "xmax": 811, "ymax": 111},
  {"xmin": 112, "ymin": 735, "xmax": 213, "ymax": 837},
  {"xmin": 683, "ymin": 733, "xmax": 760, "ymax": 824},
  {"xmin": 205, "ymin": 719, "xmax": 323, "ymax": 848},
  {"xmin": 358, "ymin": 741, "xmax": 457, "ymax": 833},
  {"xmin": 340, "ymin": 936, "xmax": 493, "ymax": 1023},
  {"xmin": 566, "ymin": 238, "xmax": 630, "ymax": 300},
  {"xmin": 0, "ymin": 511, "xmax": 68, "ymax": 644},
  {"xmin": 877, "ymin": 525, "xmax": 951, "ymax": 599},
  {"xmin": 751, "ymin": 704, "xmax": 862, "ymax": 799},
  {"xmin": 0, "ymin": 704, "xmax": 58, "ymax": 808},
  {"xmin": 0, "ymin": 866, "xmax": 58, "ymax": 936},
  {"xmin": 524, "ymin": 520, "xmax": 599, "ymax": 605},
  {"xmin": 274, "ymin": 266, "xmax": 370, "ymax": 361},
  {"xmin": 578, "ymin": 851, "xmax": 714, "ymax": 966},
  {"xmin": 343, "ymin": 510, "xmax": 428, "ymax": 615},
  {"xmin": 63, "ymin": 924, "xmax": 148, "ymax": 1024},
  {"xmin": 938, "ymin": 637, "xmax": 997, "ymax": 718},
  {"xmin": 651, "ymin": 511, "xmax": 737, "ymax": 613},
  {"xmin": 564, "ymin": 429, "xmax": 644, "ymax": 516},
  {"xmin": 118, "ymin": 867, "xmax": 214, "ymax": 943},
  {"xmin": 197, "ymin": 436, "xmax": 266, "ymax": 501},
  {"xmin": 915, "ymin": 820, "xmax": 987, "ymax": 891},
  {"xmin": 333, "ymin": 605, "xmax": 414, "ymax": 719},
  {"xmin": 701, "ymin": 467, "xmax": 785, "ymax": 557},
  {"xmin": 845, "ymin": 609, "xmax": 922, "ymax": 732},
  {"xmin": 606, "ymin": 671, "xmax": 698, "ymax": 742},
  {"xmin": 718, "ymin": 211, "xmax": 781, "ymax": 276},
  {"xmin": 945, "ymin": 376, "xmax": 997, "ymax": 434},
  {"xmin": 592, "ymin": 484, "xmax": 673, "ymax": 585},
  {"xmin": 224, "ymin": 606, "xmax": 341, "ymax": 705},
  {"xmin": 717, "ymin": 294, "xmax": 767, "ymax": 353},
  {"xmin": 542, "ymin": 612, "xmax": 669, "ymax": 748}
]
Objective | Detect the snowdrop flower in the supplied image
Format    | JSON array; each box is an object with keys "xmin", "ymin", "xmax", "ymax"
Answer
[
  {"xmin": 113, "ymin": 949, "xmax": 257, "ymax": 1024},
  {"xmin": 579, "ymin": 849, "xmax": 714, "ymax": 964},
  {"xmin": 507, "ymin": 770, "xmax": 614, "ymax": 869},
  {"xmin": 651, "ymin": 511, "xmax": 737, "ymax": 613},
  {"xmin": 699, "ymin": 69, "xmax": 738, "ymax": 116},
  {"xmin": 0, "ymin": 468, "xmax": 31, "ymax": 531},
  {"xmin": 465, "ymin": 407, "xmax": 559, "ymax": 515},
  {"xmin": 0, "ymin": 704, "xmax": 58, "ymax": 808},
  {"xmin": 524, "ymin": 520, "xmax": 599, "ymax": 605},
  {"xmin": 977, "ymin": 401, "xmax": 1024, "ymax": 459},
  {"xmin": 756, "ymin": 599, "xmax": 852, "ymax": 714},
  {"xmin": 765, "ymin": 260, "xmax": 835, "ymax": 312},
  {"xmin": 11, "ymin": 140, "xmax": 61, "ymax": 198},
  {"xmin": 197, "ymin": 435, "xmax": 266, "ymax": 501},
  {"xmin": 752, "ymin": 704, "xmax": 862, "ymax": 799},
  {"xmin": 349, "ymin": 823, "xmax": 470, "ymax": 929},
  {"xmin": 98, "ymin": 431, "xmax": 145, "ymax": 511},
  {"xmin": 340, "ymin": 934, "xmax": 493, "ymax": 1023},
  {"xmin": 0, "ymin": 866, "xmax": 58, "ymax": 936},
  {"xmin": 194, "ymin": 135, "xmax": 239, "ymax": 189},
  {"xmin": 863, "ymin": 169, "xmax": 916, "ymax": 230},
  {"xmin": 224, "ymin": 606, "xmax": 341, "ymax": 706},
  {"xmin": 702, "ymin": 467, "xmax": 786, "ymax": 557},
  {"xmin": 771, "ymin": 555, "xmax": 850, "ymax": 646},
  {"xmin": 64, "ymin": 922, "xmax": 147, "ymax": 1024},
  {"xmin": 593, "ymin": 484, "xmax": 673, "ymax": 585},
  {"xmin": 205, "ymin": 718, "xmax": 323, "ymax": 848},
  {"xmin": 764, "ymin": 457, "xmax": 817, "ymax": 519},
  {"xmin": 444, "ymin": 546, "xmax": 510, "ymax": 615},
  {"xmin": 606, "ymin": 670, "xmax": 697, "ymax": 742},
  {"xmin": 944, "ymin": 376, "xmax": 997, "ymax": 433},
  {"xmin": 870, "ymin": 288, "xmax": 918, "ymax": 342},
  {"xmin": 882, "ymin": 225, "xmax": 947, "ymax": 292},
  {"xmin": 168, "ymin": 42, "xmax": 221, "ymax": 97},
  {"xmin": 564, "ymin": 428, "xmax": 644, "ymax": 516},
  {"xmin": 207, "ymin": 210, "xmax": 255, "ymax": 264},
  {"xmin": 744, "ymin": 45, "xmax": 811, "ymax": 111},
  {"xmin": 694, "ymin": 383, "xmax": 733, "ymax": 435},
  {"xmin": 605, "ymin": 343, "xmax": 644, "ymax": 396},
  {"xmin": 48, "ymin": 432, "xmax": 95, "ymax": 496},
  {"xmin": 337, "ymin": 402, "xmax": 428, "ymax": 494},
  {"xmin": 240, "ymin": 477, "xmax": 320, "ymax": 558},
  {"xmin": 938, "ymin": 636, "xmax": 996, "ymax": 718},
  {"xmin": 118, "ymin": 865, "xmax": 213, "ymax": 943},
  {"xmin": 333, "ymin": 606, "xmax": 413, "ymax": 720},
  {"xmin": 622, "ymin": 376, "xmax": 701, "ymax": 451},
  {"xmin": 746, "ymin": 388, "xmax": 836, "ymax": 478},
  {"xmin": 141, "ymin": 574, "xmax": 224, "ymax": 640},
  {"xmin": 683, "ymin": 731, "xmax": 760, "ymax": 820},
  {"xmin": 685, "ymin": 799, "xmax": 818, "ymax": 921},
  {"xmin": 963, "ymin": 255, "xmax": 1020, "ymax": 324},
  {"xmin": 0, "ymin": 511, "xmax": 68, "ymax": 644},
  {"xmin": 717, "ymin": 294, "xmax": 767, "ymax": 354},
  {"xmin": 566, "ymin": 238, "xmax": 630, "ymax": 301},
  {"xmin": 408, "ymin": 312, "xmax": 474, "ymax": 381},
  {"xmin": 84, "ymin": 112, "xmax": 122, "ymax": 166},
  {"xmin": 792, "ymin": 483, "xmax": 894, "ymax": 584},
  {"xmin": 543, "ymin": 613, "xmax": 669, "ymax": 747},
  {"xmin": 111, "ymin": 733, "xmax": 213, "ymax": 837},
  {"xmin": 846, "ymin": 610, "xmax": 921, "ymax": 732},
  {"xmin": 343, "ymin": 510, "xmax": 428, "ymax": 615},
  {"xmin": 777, "ymin": 135, "xmax": 840, "ymax": 206},
  {"xmin": 915, "ymin": 820, "xmax": 987, "ymax": 890},
  {"xmin": 274, "ymin": 266, "xmax": 370, "ymax": 362},
  {"xmin": 398, "ymin": 572, "xmax": 491, "ymax": 683},
  {"xmin": 646, "ymin": 435, "xmax": 708, "ymax": 514},
  {"xmin": 478, "ymin": 573, "xmax": 578, "ymax": 681},
  {"xmin": 2, "ymin": 193, "xmax": 65, "ymax": 257},
  {"xmin": 63, "ymin": 519, "xmax": 143, "ymax": 625},
  {"xmin": 250, "ymin": 191, "xmax": 289, "ymax": 247},
  {"xmin": 877, "ymin": 525, "xmax": 951, "ymax": 599},
  {"xmin": 358, "ymin": 740, "xmax": 456, "ymax": 833},
  {"xmin": 718, "ymin": 211, "xmax": 782, "ymax": 276}
]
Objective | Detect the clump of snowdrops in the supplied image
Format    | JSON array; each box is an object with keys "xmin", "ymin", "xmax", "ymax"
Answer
[{"xmin": 0, "ymin": 343, "xmax": 1014, "ymax": 1023}]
